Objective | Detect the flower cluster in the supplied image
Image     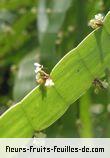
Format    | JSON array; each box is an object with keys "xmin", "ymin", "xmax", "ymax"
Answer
[
  {"xmin": 93, "ymin": 78, "xmax": 109, "ymax": 94},
  {"xmin": 88, "ymin": 13, "xmax": 104, "ymax": 29},
  {"xmin": 34, "ymin": 63, "xmax": 54, "ymax": 87}
]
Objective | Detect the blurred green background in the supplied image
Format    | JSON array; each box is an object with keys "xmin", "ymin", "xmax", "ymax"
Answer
[{"xmin": 0, "ymin": 0, "xmax": 110, "ymax": 138}]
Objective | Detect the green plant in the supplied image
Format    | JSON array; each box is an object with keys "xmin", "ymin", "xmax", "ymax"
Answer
[{"xmin": 0, "ymin": 11, "xmax": 110, "ymax": 138}]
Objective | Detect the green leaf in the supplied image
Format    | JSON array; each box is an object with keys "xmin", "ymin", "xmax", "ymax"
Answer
[{"xmin": 0, "ymin": 12, "xmax": 110, "ymax": 138}]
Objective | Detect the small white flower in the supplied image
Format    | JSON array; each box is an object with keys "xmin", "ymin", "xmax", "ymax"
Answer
[
  {"xmin": 88, "ymin": 13, "xmax": 104, "ymax": 29},
  {"xmin": 34, "ymin": 63, "xmax": 43, "ymax": 73},
  {"xmin": 45, "ymin": 78, "xmax": 54, "ymax": 87},
  {"xmin": 34, "ymin": 62, "xmax": 54, "ymax": 86},
  {"xmin": 34, "ymin": 63, "xmax": 41, "ymax": 67},
  {"xmin": 95, "ymin": 13, "xmax": 104, "ymax": 21}
]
